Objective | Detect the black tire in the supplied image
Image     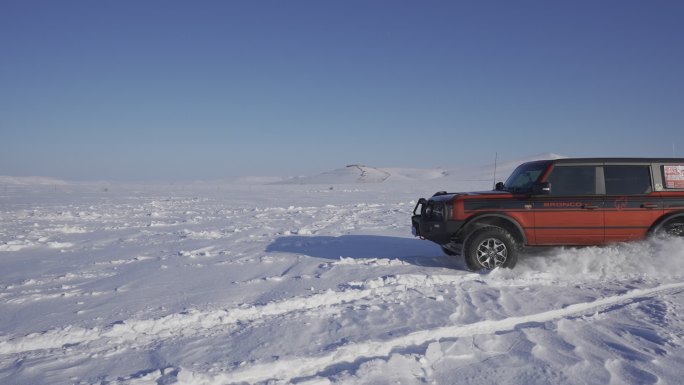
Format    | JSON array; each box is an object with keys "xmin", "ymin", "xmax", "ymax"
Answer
[
  {"xmin": 660, "ymin": 220, "xmax": 684, "ymax": 237},
  {"xmin": 463, "ymin": 227, "xmax": 518, "ymax": 270}
]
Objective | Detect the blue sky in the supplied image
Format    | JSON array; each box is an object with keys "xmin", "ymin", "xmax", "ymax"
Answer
[{"xmin": 2, "ymin": 1, "xmax": 683, "ymax": 181}]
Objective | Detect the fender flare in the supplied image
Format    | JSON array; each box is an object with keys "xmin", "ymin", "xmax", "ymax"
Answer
[{"xmin": 460, "ymin": 213, "xmax": 528, "ymax": 245}]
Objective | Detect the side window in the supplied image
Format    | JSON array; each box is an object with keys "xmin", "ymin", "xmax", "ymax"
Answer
[
  {"xmin": 508, "ymin": 170, "xmax": 543, "ymax": 191},
  {"xmin": 547, "ymin": 166, "xmax": 597, "ymax": 196},
  {"xmin": 605, "ymin": 165, "xmax": 652, "ymax": 195}
]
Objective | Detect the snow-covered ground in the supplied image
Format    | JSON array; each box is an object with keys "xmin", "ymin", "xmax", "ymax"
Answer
[{"xmin": 1, "ymin": 160, "xmax": 684, "ymax": 384}]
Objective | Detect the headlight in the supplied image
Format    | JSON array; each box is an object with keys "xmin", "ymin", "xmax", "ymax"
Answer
[{"xmin": 424, "ymin": 201, "xmax": 446, "ymax": 221}]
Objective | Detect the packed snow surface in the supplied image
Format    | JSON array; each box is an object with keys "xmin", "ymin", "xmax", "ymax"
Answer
[{"xmin": 1, "ymin": 164, "xmax": 684, "ymax": 384}]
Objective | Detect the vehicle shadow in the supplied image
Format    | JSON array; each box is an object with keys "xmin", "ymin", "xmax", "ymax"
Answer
[{"xmin": 265, "ymin": 235, "xmax": 467, "ymax": 269}]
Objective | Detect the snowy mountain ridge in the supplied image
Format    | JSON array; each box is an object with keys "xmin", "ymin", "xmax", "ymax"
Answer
[
  {"xmin": 0, "ymin": 153, "xmax": 565, "ymax": 186},
  {"xmin": 276, "ymin": 152, "xmax": 566, "ymax": 185},
  {"xmin": 0, "ymin": 175, "xmax": 70, "ymax": 186}
]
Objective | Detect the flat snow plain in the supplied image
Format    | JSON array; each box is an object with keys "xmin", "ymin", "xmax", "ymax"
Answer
[{"xmin": 1, "ymin": 176, "xmax": 684, "ymax": 384}]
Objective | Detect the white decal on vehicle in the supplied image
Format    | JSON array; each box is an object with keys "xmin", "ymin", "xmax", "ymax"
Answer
[{"xmin": 664, "ymin": 165, "xmax": 684, "ymax": 188}]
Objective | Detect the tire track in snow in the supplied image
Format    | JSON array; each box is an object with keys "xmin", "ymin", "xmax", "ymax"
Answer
[
  {"xmin": 0, "ymin": 273, "xmax": 479, "ymax": 356},
  {"xmin": 180, "ymin": 281, "xmax": 684, "ymax": 384}
]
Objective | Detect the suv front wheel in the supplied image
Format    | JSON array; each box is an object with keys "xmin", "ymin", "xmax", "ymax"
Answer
[{"xmin": 463, "ymin": 227, "xmax": 518, "ymax": 270}]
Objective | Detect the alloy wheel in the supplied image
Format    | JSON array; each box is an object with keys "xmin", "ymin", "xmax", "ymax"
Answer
[{"xmin": 475, "ymin": 238, "xmax": 508, "ymax": 269}]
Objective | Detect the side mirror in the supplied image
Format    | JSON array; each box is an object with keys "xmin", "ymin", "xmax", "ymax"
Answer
[
  {"xmin": 495, "ymin": 182, "xmax": 505, "ymax": 191},
  {"xmin": 532, "ymin": 182, "xmax": 551, "ymax": 195}
]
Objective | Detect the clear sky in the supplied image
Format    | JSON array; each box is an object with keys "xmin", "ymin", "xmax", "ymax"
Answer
[{"xmin": 2, "ymin": 1, "xmax": 683, "ymax": 181}]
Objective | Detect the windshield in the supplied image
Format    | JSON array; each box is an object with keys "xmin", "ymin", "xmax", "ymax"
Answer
[{"xmin": 503, "ymin": 161, "xmax": 550, "ymax": 193}]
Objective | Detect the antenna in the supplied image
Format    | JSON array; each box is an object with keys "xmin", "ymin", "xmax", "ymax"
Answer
[{"xmin": 492, "ymin": 152, "xmax": 498, "ymax": 189}]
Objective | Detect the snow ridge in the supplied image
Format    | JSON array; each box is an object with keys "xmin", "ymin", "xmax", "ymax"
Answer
[
  {"xmin": 0, "ymin": 273, "xmax": 478, "ymax": 356},
  {"xmin": 181, "ymin": 281, "xmax": 684, "ymax": 384}
]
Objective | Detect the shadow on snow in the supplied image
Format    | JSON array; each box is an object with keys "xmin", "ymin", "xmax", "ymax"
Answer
[{"xmin": 266, "ymin": 234, "xmax": 467, "ymax": 269}]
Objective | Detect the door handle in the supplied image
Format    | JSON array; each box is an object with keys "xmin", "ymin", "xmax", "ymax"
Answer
[{"xmin": 641, "ymin": 203, "xmax": 659, "ymax": 209}]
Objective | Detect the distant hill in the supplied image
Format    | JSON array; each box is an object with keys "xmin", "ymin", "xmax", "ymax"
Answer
[
  {"xmin": 274, "ymin": 153, "xmax": 565, "ymax": 185},
  {"xmin": 1, "ymin": 153, "xmax": 566, "ymax": 186},
  {"xmin": 276, "ymin": 165, "xmax": 391, "ymax": 185},
  {"xmin": 0, "ymin": 176, "xmax": 70, "ymax": 186}
]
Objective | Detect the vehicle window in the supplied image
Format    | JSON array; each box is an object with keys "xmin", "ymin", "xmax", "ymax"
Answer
[
  {"xmin": 546, "ymin": 166, "xmax": 596, "ymax": 195},
  {"xmin": 504, "ymin": 161, "xmax": 549, "ymax": 193},
  {"xmin": 605, "ymin": 165, "xmax": 652, "ymax": 195}
]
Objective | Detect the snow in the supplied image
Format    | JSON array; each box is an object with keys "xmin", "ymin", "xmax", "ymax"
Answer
[{"xmin": 1, "ymin": 159, "xmax": 684, "ymax": 384}]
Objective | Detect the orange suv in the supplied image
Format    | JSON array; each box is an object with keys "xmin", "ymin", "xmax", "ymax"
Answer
[{"xmin": 412, "ymin": 158, "xmax": 684, "ymax": 270}]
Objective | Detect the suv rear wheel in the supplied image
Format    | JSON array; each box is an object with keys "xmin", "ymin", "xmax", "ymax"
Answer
[
  {"xmin": 464, "ymin": 227, "xmax": 518, "ymax": 270},
  {"xmin": 662, "ymin": 220, "xmax": 684, "ymax": 237}
]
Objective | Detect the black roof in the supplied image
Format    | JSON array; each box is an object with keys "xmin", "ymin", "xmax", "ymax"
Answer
[{"xmin": 548, "ymin": 157, "xmax": 684, "ymax": 164}]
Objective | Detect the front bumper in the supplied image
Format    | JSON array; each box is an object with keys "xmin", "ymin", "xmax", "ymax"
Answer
[
  {"xmin": 412, "ymin": 214, "xmax": 464, "ymax": 245},
  {"xmin": 412, "ymin": 196, "xmax": 465, "ymax": 245}
]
